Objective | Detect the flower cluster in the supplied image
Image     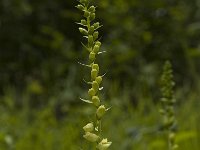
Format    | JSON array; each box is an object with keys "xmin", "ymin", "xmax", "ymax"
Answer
[
  {"xmin": 76, "ymin": 0, "xmax": 111, "ymax": 149},
  {"xmin": 160, "ymin": 61, "xmax": 178, "ymax": 150}
]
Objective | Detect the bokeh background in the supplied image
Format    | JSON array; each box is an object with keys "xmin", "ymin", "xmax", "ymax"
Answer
[{"xmin": 0, "ymin": 0, "xmax": 200, "ymax": 149}]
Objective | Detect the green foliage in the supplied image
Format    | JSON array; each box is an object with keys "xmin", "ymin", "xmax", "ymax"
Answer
[
  {"xmin": 1, "ymin": 0, "xmax": 200, "ymax": 105},
  {"xmin": 0, "ymin": 90, "xmax": 199, "ymax": 150}
]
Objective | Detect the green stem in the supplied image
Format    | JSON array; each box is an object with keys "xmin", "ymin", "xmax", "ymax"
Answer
[{"xmin": 99, "ymin": 120, "xmax": 102, "ymax": 136}]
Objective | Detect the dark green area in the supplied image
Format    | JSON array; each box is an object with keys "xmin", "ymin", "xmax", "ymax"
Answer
[{"xmin": 0, "ymin": 0, "xmax": 199, "ymax": 149}]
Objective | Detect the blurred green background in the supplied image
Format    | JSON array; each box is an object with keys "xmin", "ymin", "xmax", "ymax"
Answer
[{"xmin": 0, "ymin": 0, "xmax": 200, "ymax": 149}]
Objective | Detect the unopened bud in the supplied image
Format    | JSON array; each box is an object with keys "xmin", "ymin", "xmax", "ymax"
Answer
[
  {"xmin": 88, "ymin": 35, "xmax": 93, "ymax": 45},
  {"xmin": 93, "ymin": 44, "xmax": 100, "ymax": 53},
  {"xmin": 92, "ymin": 64, "xmax": 99, "ymax": 72},
  {"xmin": 76, "ymin": 4, "xmax": 84, "ymax": 11},
  {"xmin": 88, "ymin": 26, "xmax": 94, "ymax": 35},
  {"xmin": 93, "ymin": 31, "xmax": 99, "ymax": 41},
  {"xmin": 81, "ymin": 19, "xmax": 87, "ymax": 25},
  {"xmin": 96, "ymin": 41, "xmax": 101, "ymax": 47},
  {"xmin": 96, "ymin": 105, "xmax": 106, "ymax": 119},
  {"xmin": 84, "ymin": 11, "xmax": 90, "ymax": 18},
  {"xmin": 90, "ymin": 13, "xmax": 95, "ymax": 20},
  {"xmin": 91, "ymin": 69, "xmax": 98, "ymax": 80},
  {"xmin": 97, "ymin": 138, "xmax": 112, "ymax": 150},
  {"xmin": 79, "ymin": 27, "xmax": 88, "ymax": 35},
  {"xmin": 88, "ymin": 6, "xmax": 95, "ymax": 13},
  {"xmin": 83, "ymin": 132, "xmax": 99, "ymax": 142},
  {"xmin": 92, "ymin": 96, "xmax": 100, "ymax": 107},
  {"xmin": 88, "ymin": 88, "xmax": 95, "ymax": 97},
  {"xmin": 92, "ymin": 81, "xmax": 99, "ymax": 92},
  {"xmin": 89, "ymin": 52, "xmax": 96, "ymax": 61},
  {"xmin": 93, "ymin": 22, "xmax": 100, "ymax": 29},
  {"xmin": 96, "ymin": 76, "xmax": 102, "ymax": 84},
  {"xmin": 83, "ymin": 122, "xmax": 94, "ymax": 132}
]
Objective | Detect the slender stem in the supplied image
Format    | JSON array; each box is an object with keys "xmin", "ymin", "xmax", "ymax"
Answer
[
  {"xmin": 87, "ymin": 17, "xmax": 90, "ymax": 29},
  {"xmin": 99, "ymin": 120, "xmax": 102, "ymax": 136}
]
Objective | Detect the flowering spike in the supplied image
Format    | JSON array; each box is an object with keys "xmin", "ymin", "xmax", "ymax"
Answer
[
  {"xmin": 76, "ymin": 0, "xmax": 112, "ymax": 147},
  {"xmin": 160, "ymin": 60, "xmax": 178, "ymax": 150}
]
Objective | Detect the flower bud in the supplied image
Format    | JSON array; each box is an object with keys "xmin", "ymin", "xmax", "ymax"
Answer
[
  {"xmin": 81, "ymin": 19, "xmax": 87, "ymax": 25},
  {"xmin": 96, "ymin": 105, "xmax": 106, "ymax": 119},
  {"xmin": 92, "ymin": 96, "xmax": 100, "ymax": 107},
  {"xmin": 88, "ymin": 26, "xmax": 94, "ymax": 35},
  {"xmin": 89, "ymin": 52, "xmax": 96, "ymax": 61},
  {"xmin": 93, "ymin": 22, "xmax": 100, "ymax": 29},
  {"xmin": 88, "ymin": 88, "xmax": 95, "ymax": 97},
  {"xmin": 88, "ymin": 6, "xmax": 95, "ymax": 13},
  {"xmin": 88, "ymin": 35, "xmax": 93, "ymax": 45},
  {"xmin": 76, "ymin": 4, "xmax": 84, "ymax": 11},
  {"xmin": 93, "ymin": 31, "xmax": 99, "ymax": 41},
  {"xmin": 83, "ymin": 132, "xmax": 99, "ymax": 142},
  {"xmin": 92, "ymin": 81, "xmax": 99, "ymax": 93},
  {"xmin": 84, "ymin": 11, "xmax": 90, "ymax": 18},
  {"xmin": 93, "ymin": 44, "xmax": 100, "ymax": 53},
  {"xmin": 92, "ymin": 64, "xmax": 99, "ymax": 73},
  {"xmin": 96, "ymin": 138, "xmax": 112, "ymax": 150},
  {"xmin": 96, "ymin": 76, "xmax": 102, "ymax": 84},
  {"xmin": 90, "ymin": 13, "xmax": 95, "ymax": 20},
  {"xmin": 91, "ymin": 69, "xmax": 98, "ymax": 80},
  {"xmin": 83, "ymin": 122, "xmax": 94, "ymax": 132},
  {"xmin": 79, "ymin": 27, "xmax": 88, "ymax": 35},
  {"xmin": 96, "ymin": 41, "xmax": 101, "ymax": 47}
]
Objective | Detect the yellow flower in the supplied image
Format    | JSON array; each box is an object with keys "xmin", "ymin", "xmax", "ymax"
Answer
[
  {"xmin": 97, "ymin": 138, "xmax": 112, "ymax": 150},
  {"xmin": 83, "ymin": 132, "xmax": 99, "ymax": 142},
  {"xmin": 83, "ymin": 122, "xmax": 94, "ymax": 132},
  {"xmin": 92, "ymin": 96, "xmax": 100, "ymax": 107},
  {"xmin": 96, "ymin": 105, "xmax": 106, "ymax": 119}
]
